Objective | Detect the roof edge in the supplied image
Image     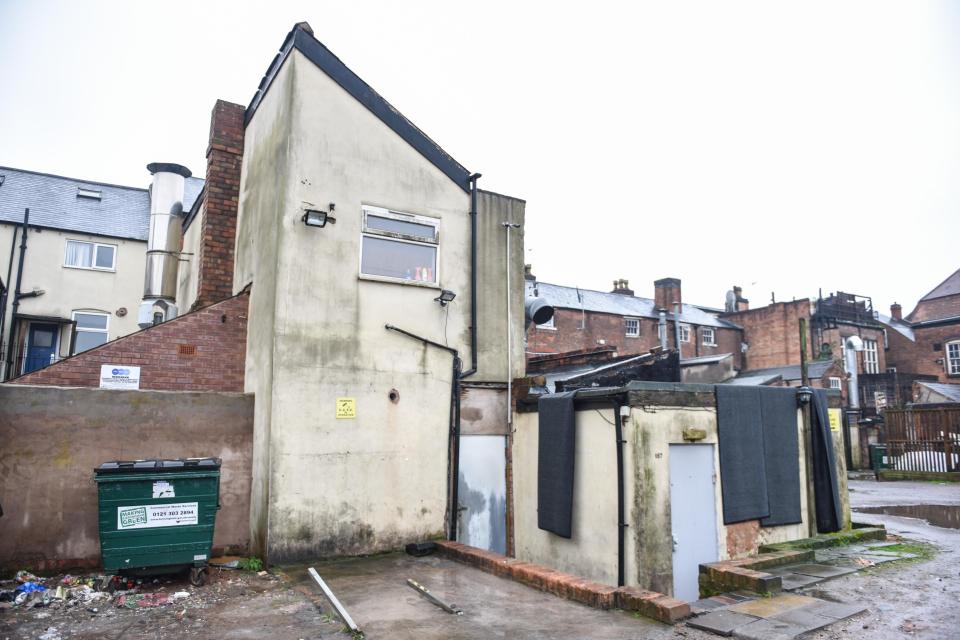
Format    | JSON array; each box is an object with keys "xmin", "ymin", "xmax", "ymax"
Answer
[{"xmin": 0, "ymin": 165, "xmax": 148, "ymax": 193}]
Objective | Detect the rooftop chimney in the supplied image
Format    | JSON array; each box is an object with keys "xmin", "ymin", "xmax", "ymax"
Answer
[
  {"xmin": 138, "ymin": 163, "xmax": 191, "ymax": 328},
  {"xmin": 524, "ymin": 264, "xmax": 536, "ymax": 281},
  {"xmin": 654, "ymin": 277, "xmax": 681, "ymax": 310},
  {"xmin": 890, "ymin": 303, "xmax": 902, "ymax": 321},
  {"xmin": 611, "ymin": 278, "xmax": 634, "ymax": 296},
  {"xmin": 734, "ymin": 286, "xmax": 749, "ymax": 311}
]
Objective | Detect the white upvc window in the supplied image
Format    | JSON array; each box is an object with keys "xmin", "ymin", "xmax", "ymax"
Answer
[
  {"xmin": 829, "ymin": 377, "xmax": 843, "ymax": 390},
  {"xmin": 702, "ymin": 327, "xmax": 717, "ymax": 346},
  {"xmin": 359, "ymin": 205, "xmax": 439, "ymax": 286},
  {"xmin": 863, "ymin": 339, "xmax": 879, "ymax": 374},
  {"xmin": 625, "ymin": 317, "xmax": 640, "ymax": 337},
  {"xmin": 680, "ymin": 323, "xmax": 691, "ymax": 343},
  {"xmin": 947, "ymin": 341, "xmax": 960, "ymax": 376},
  {"xmin": 72, "ymin": 311, "xmax": 109, "ymax": 354},
  {"xmin": 64, "ymin": 239, "xmax": 116, "ymax": 271},
  {"xmin": 537, "ymin": 314, "xmax": 556, "ymax": 330}
]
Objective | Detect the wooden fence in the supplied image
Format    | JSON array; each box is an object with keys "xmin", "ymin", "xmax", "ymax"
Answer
[{"xmin": 884, "ymin": 406, "xmax": 960, "ymax": 473}]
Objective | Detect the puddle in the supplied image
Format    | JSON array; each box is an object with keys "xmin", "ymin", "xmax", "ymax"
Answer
[{"xmin": 854, "ymin": 504, "xmax": 960, "ymax": 529}]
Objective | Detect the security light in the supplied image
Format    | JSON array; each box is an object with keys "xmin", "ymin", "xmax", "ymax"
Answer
[
  {"xmin": 434, "ymin": 290, "xmax": 456, "ymax": 306},
  {"xmin": 797, "ymin": 386, "xmax": 813, "ymax": 406},
  {"xmin": 302, "ymin": 203, "xmax": 336, "ymax": 228}
]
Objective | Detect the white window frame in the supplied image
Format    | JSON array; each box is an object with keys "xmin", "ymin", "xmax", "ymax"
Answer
[
  {"xmin": 679, "ymin": 323, "xmax": 691, "ymax": 343},
  {"xmin": 536, "ymin": 314, "xmax": 556, "ymax": 330},
  {"xmin": 64, "ymin": 239, "xmax": 117, "ymax": 272},
  {"xmin": 863, "ymin": 339, "xmax": 879, "ymax": 374},
  {"xmin": 829, "ymin": 376, "xmax": 842, "ymax": 390},
  {"xmin": 947, "ymin": 340, "xmax": 960, "ymax": 376},
  {"xmin": 71, "ymin": 311, "xmax": 110, "ymax": 355},
  {"xmin": 702, "ymin": 327, "xmax": 717, "ymax": 346},
  {"xmin": 625, "ymin": 317, "xmax": 640, "ymax": 338},
  {"xmin": 358, "ymin": 205, "xmax": 440, "ymax": 287}
]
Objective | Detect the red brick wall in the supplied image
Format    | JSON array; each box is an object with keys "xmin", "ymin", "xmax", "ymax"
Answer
[
  {"xmin": 819, "ymin": 326, "xmax": 887, "ymax": 375},
  {"xmin": 194, "ymin": 100, "xmax": 245, "ymax": 309},
  {"xmin": 525, "ymin": 309, "xmax": 742, "ymax": 367},
  {"xmin": 888, "ymin": 322, "xmax": 960, "ymax": 382},
  {"xmin": 722, "ymin": 299, "xmax": 811, "ymax": 370},
  {"xmin": 907, "ymin": 293, "xmax": 960, "ymax": 323},
  {"xmin": 10, "ymin": 292, "xmax": 248, "ymax": 391}
]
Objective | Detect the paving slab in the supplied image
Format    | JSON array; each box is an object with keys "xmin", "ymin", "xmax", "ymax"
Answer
[
  {"xmin": 768, "ymin": 607, "xmax": 835, "ymax": 633},
  {"xmin": 687, "ymin": 610, "xmax": 761, "ymax": 636},
  {"xmin": 804, "ymin": 600, "xmax": 868, "ymax": 620},
  {"xmin": 785, "ymin": 563, "xmax": 858, "ymax": 578},
  {"xmin": 732, "ymin": 618, "xmax": 807, "ymax": 640},
  {"xmin": 727, "ymin": 593, "xmax": 817, "ymax": 618},
  {"xmin": 778, "ymin": 573, "xmax": 824, "ymax": 590}
]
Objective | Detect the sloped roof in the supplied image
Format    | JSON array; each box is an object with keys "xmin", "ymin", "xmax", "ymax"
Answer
[
  {"xmin": 246, "ymin": 23, "xmax": 471, "ymax": 193},
  {"xmin": 526, "ymin": 280, "xmax": 742, "ymax": 330},
  {"xmin": 0, "ymin": 166, "xmax": 203, "ymax": 241},
  {"xmin": 736, "ymin": 360, "xmax": 836, "ymax": 382},
  {"xmin": 875, "ymin": 313, "xmax": 915, "ymax": 341},
  {"xmin": 919, "ymin": 268, "xmax": 960, "ymax": 301},
  {"xmin": 917, "ymin": 382, "xmax": 960, "ymax": 403}
]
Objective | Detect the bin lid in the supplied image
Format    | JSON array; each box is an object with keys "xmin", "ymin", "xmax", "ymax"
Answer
[{"xmin": 95, "ymin": 458, "xmax": 221, "ymax": 474}]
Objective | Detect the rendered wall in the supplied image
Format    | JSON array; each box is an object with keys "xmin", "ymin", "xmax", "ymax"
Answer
[{"xmin": 0, "ymin": 385, "xmax": 253, "ymax": 571}]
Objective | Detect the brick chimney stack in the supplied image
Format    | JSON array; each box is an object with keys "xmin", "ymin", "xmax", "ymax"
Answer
[
  {"xmin": 654, "ymin": 277, "xmax": 682, "ymax": 309},
  {"xmin": 194, "ymin": 99, "xmax": 246, "ymax": 309},
  {"xmin": 611, "ymin": 278, "xmax": 634, "ymax": 296},
  {"xmin": 734, "ymin": 286, "xmax": 749, "ymax": 311},
  {"xmin": 890, "ymin": 302, "xmax": 902, "ymax": 321}
]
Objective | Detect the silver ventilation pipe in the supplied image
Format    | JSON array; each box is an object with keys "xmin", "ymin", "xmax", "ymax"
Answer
[
  {"xmin": 844, "ymin": 335, "xmax": 864, "ymax": 409},
  {"xmin": 673, "ymin": 301, "xmax": 683, "ymax": 359},
  {"xmin": 138, "ymin": 163, "xmax": 191, "ymax": 329},
  {"xmin": 658, "ymin": 308, "xmax": 668, "ymax": 350}
]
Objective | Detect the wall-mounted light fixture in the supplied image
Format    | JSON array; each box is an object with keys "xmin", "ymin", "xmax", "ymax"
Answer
[
  {"xmin": 302, "ymin": 203, "xmax": 336, "ymax": 228},
  {"xmin": 797, "ymin": 386, "xmax": 813, "ymax": 406},
  {"xmin": 434, "ymin": 290, "xmax": 456, "ymax": 306}
]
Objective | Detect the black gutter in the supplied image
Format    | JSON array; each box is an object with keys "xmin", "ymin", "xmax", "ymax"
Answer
[
  {"xmin": 459, "ymin": 173, "xmax": 482, "ymax": 379},
  {"xmin": 5, "ymin": 209, "xmax": 29, "ymax": 378},
  {"xmin": 611, "ymin": 396, "xmax": 626, "ymax": 587},
  {"xmin": 385, "ymin": 324, "xmax": 464, "ymax": 541}
]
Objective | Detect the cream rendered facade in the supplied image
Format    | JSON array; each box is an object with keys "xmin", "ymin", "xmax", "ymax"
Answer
[
  {"xmin": 0, "ymin": 223, "xmax": 146, "ymax": 378},
  {"xmin": 235, "ymin": 38, "xmax": 525, "ymax": 561}
]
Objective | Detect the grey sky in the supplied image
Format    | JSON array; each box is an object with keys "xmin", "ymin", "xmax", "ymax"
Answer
[{"xmin": 1, "ymin": 1, "xmax": 957, "ymax": 315}]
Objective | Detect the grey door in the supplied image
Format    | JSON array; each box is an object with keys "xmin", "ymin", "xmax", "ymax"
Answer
[
  {"xmin": 669, "ymin": 444, "xmax": 719, "ymax": 601},
  {"xmin": 457, "ymin": 435, "xmax": 507, "ymax": 554}
]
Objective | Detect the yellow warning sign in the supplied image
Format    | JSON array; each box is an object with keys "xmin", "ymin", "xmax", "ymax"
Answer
[
  {"xmin": 336, "ymin": 397, "xmax": 356, "ymax": 419},
  {"xmin": 828, "ymin": 408, "xmax": 842, "ymax": 432}
]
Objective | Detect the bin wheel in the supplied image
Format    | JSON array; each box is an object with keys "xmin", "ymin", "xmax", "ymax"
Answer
[{"xmin": 189, "ymin": 567, "xmax": 208, "ymax": 587}]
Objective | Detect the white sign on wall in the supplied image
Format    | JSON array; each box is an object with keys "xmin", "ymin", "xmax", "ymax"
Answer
[
  {"xmin": 99, "ymin": 365, "xmax": 141, "ymax": 390},
  {"xmin": 117, "ymin": 502, "xmax": 199, "ymax": 530}
]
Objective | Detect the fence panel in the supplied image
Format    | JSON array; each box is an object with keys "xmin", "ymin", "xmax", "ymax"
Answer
[{"xmin": 884, "ymin": 407, "xmax": 959, "ymax": 473}]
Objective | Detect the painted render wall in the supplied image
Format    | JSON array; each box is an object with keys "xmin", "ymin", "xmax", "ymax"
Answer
[
  {"xmin": 513, "ymin": 386, "xmax": 849, "ymax": 597},
  {"xmin": 236, "ymin": 50, "xmax": 524, "ymax": 562},
  {"xmin": 0, "ymin": 385, "xmax": 253, "ymax": 572},
  {"xmin": 177, "ymin": 207, "xmax": 203, "ymax": 313},
  {"xmin": 0, "ymin": 223, "xmax": 147, "ymax": 365}
]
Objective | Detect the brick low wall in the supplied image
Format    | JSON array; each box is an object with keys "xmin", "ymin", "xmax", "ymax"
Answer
[
  {"xmin": 10, "ymin": 291, "xmax": 248, "ymax": 392},
  {"xmin": 0, "ymin": 385, "xmax": 254, "ymax": 573}
]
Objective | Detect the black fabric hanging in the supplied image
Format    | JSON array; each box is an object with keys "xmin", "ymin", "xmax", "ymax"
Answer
[
  {"xmin": 716, "ymin": 386, "xmax": 771, "ymax": 524},
  {"xmin": 810, "ymin": 389, "xmax": 843, "ymax": 532},
  {"xmin": 759, "ymin": 387, "xmax": 803, "ymax": 527},
  {"xmin": 537, "ymin": 391, "xmax": 578, "ymax": 538}
]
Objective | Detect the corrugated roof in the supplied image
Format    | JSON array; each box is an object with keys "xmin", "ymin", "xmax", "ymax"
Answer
[
  {"xmin": 736, "ymin": 360, "xmax": 836, "ymax": 382},
  {"xmin": 0, "ymin": 167, "xmax": 203, "ymax": 241},
  {"xmin": 526, "ymin": 280, "xmax": 741, "ymax": 330},
  {"xmin": 917, "ymin": 382, "xmax": 960, "ymax": 403},
  {"xmin": 876, "ymin": 313, "xmax": 915, "ymax": 341},
  {"xmin": 919, "ymin": 268, "xmax": 960, "ymax": 301}
]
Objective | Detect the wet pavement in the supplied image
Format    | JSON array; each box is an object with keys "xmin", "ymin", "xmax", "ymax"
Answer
[{"xmin": 854, "ymin": 503, "xmax": 960, "ymax": 529}]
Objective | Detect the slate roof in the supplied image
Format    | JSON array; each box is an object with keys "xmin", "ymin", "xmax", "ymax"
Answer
[
  {"xmin": 876, "ymin": 313, "xmax": 915, "ymax": 341},
  {"xmin": 735, "ymin": 360, "xmax": 836, "ymax": 383},
  {"xmin": 919, "ymin": 268, "xmax": 960, "ymax": 301},
  {"xmin": 723, "ymin": 373, "xmax": 784, "ymax": 386},
  {"xmin": 917, "ymin": 382, "xmax": 960, "ymax": 403},
  {"xmin": 0, "ymin": 167, "xmax": 203, "ymax": 241},
  {"xmin": 526, "ymin": 280, "xmax": 741, "ymax": 330}
]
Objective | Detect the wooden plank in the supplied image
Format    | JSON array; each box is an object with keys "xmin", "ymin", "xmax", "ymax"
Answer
[{"xmin": 308, "ymin": 567, "xmax": 360, "ymax": 633}]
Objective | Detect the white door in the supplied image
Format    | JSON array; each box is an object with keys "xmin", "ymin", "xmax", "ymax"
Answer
[
  {"xmin": 457, "ymin": 435, "xmax": 507, "ymax": 554},
  {"xmin": 669, "ymin": 444, "xmax": 719, "ymax": 602}
]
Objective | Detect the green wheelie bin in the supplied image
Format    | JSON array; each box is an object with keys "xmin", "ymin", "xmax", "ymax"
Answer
[{"xmin": 94, "ymin": 458, "xmax": 221, "ymax": 586}]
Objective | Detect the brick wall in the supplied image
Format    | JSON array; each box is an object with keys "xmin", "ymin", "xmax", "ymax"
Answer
[
  {"xmin": 194, "ymin": 100, "xmax": 245, "ymax": 309},
  {"xmin": 722, "ymin": 299, "xmax": 811, "ymax": 370},
  {"xmin": 907, "ymin": 293, "xmax": 960, "ymax": 323},
  {"xmin": 890, "ymin": 322, "xmax": 960, "ymax": 382},
  {"xmin": 526, "ymin": 308, "xmax": 741, "ymax": 367},
  {"xmin": 819, "ymin": 326, "xmax": 887, "ymax": 375},
  {"xmin": 10, "ymin": 292, "xmax": 248, "ymax": 391}
]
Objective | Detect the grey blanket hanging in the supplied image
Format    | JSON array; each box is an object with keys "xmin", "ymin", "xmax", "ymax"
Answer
[
  {"xmin": 537, "ymin": 391, "xmax": 578, "ymax": 538},
  {"xmin": 811, "ymin": 389, "xmax": 843, "ymax": 532}
]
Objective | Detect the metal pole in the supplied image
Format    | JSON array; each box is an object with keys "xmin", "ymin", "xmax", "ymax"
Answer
[
  {"xmin": 673, "ymin": 301, "xmax": 682, "ymax": 360},
  {"xmin": 503, "ymin": 222, "xmax": 519, "ymax": 430},
  {"xmin": 5, "ymin": 209, "xmax": 29, "ymax": 379},
  {"xmin": 799, "ymin": 317, "xmax": 809, "ymax": 386},
  {"xmin": 308, "ymin": 568, "xmax": 360, "ymax": 633}
]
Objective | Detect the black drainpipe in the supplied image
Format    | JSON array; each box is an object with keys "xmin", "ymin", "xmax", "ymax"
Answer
[
  {"xmin": 0, "ymin": 224, "xmax": 18, "ymax": 376},
  {"xmin": 459, "ymin": 173, "xmax": 482, "ymax": 379},
  {"xmin": 5, "ymin": 209, "xmax": 29, "ymax": 378},
  {"xmin": 612, "ymin": 396, "xmax": 626, "ymax": 587},
  {"xmin": 385, "ymin": 324, "xmax": 463, "ymax": 541}
]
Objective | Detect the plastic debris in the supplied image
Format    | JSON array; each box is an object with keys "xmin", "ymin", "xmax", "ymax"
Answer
[
  {"xmin": 171, "ymin": 591, "xmax": 191, "ymax": 601},
  {"xmin": 15, "ymin": 581, "xmax": 47, "ymax": 594},
  {"xmin": 16, "ymin": 570, "xmax": 41, "ymax": 583},
  {"xmin": 115, "ymin": 592, "xmax": 170, "ymax": 609}
]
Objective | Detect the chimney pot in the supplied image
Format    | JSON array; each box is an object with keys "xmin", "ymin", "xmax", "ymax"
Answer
[{"xmin": 890, "ymin": 302, "xmax": 902, "ymax": 321}]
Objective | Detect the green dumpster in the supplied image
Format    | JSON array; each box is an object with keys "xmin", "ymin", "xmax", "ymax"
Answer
[
  {"xmin": 869, "ymin": 444, "xmax": 888, "ymax": 480},
  {"xmin": 95, "ymin": 458, "xmax": 221, "ymax": 586}
]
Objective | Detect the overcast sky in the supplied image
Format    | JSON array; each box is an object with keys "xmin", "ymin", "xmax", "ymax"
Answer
[{"xmin": 1, "ymin": 1, "xmax": 957, "ymax": 315}]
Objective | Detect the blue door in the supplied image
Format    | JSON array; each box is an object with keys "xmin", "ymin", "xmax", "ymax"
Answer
[
  {"xmin": 24, "ymin": 323, "xmax": 58, "ymax": 373},
  {"xmin": 669, "ymin": 444, "xmax": 719, "ymax": 601}
]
